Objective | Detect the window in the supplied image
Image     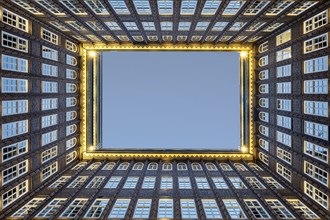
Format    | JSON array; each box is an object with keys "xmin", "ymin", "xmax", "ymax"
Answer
[
  {"xmin": 66, "ymin": 55, "xmax": 77, "ymax": 66},
  {"xmin": 61, "ymin": 199, "xmax": 88, "ymax": 218},
  {"xmin": 266, "ymin": 1, "xmax": 293, "ymax": 15},
  {"xmin": 259, "ymin": 112, "xmax": 269, "ymax": 122},
  {"xmin": 158, "ymin": 199, "xmax": 173, "ymax": 218},
  {"xmin": 11, "ymin": 198, "xmax": 44, "ymax": 217},
  {"xmin": 223, "ymin": 199, "xmax": 246, "ymax": 219},
  {"xmin": 2, "ymin": 140, "xmax": 28, "ymax": 162},
  {"xmin": 276, "ymin": 115, "xmax": 291, "ymax": 129},
  {"xmin": 304, "ymin": 181, "xmax": 328, "ymax": 209},
  {"xmin": 117, "ymin": 162, "xmax": 129, "ymax": 170},
  {"xmin": 66, "ymin": 40, "xmax": 78, "ymax": 52},
  {"xmin": 276, "ymin": 131, "xmax": 291, "ymax": 147},
  {"xmin": 304, "ymin": 79, "xmax": 328, "ymax": 94},
  {"xmin": 304, "ymin": 33, "xmax": 328, "ymax": 54},
  {"xmin": 86, "ymin": 176, "xmax": 105, "ymax": 188},
  {"xmin": 160, "ymin": 176, "xmax": 173, "ymax": 189},
  {"xmin": 201, "ymin": 0, "xmax": 221, "ymax": 15},
  {"xmin": 123, "ymin": 177, "xmax": 139, "ymax": 189},
  {"xmin": 144, "ymin": 162, "xmax": 157, "ymax": 171},
  {"xmin": 259, "ymin": 139, "xmax": 269, "ymax": 151},
  {"xmin": 195, "ymin": 22, "xmax": 210, "ymax": 31},
  {"xmin": 287, "ymin": 199, "xmax": 319, "ymax": 219},
  {"xmin": 262, "ymin": 177, "xmax": 284, "ymax": 189},
  {"xmin": 2, "ymin": 100, "xmax": 28, "ymax": 116},
  {"xmin": 2, "ymin": 119, "xmax": 28, "ymax": 139},
  {"xmin": 277, "ymin": 64, "xmax": 291, "ymax": 78},
  {"xmin": 277, "ymin": 148, "xmax": 292, "ymax": 164},
  {"xmin": 60, "ymin": 0, "xmax": 87, "ymax": 15},
  {"xmin": 42, "ymin": 114, "xmax": 57, "ymax": 128},
  {"xmin": 133, "ymin": 0, "xmax": 151, "ymax": 15},
  {"xmin": 142, "ymin": 176, "xmax": 156, "ymax": 189},
  {"xmin": 229, "ymin": 22, "xmax": 246, "ymax": 31},
  {"xmin": 105, "ymin": 176, "xmax": 122, "ymax": 188},
  {"xmin": 1, "ymin": 77, "xmax": 27, "ymax": 93},
  {"xmin": 195, "ymin": 177, "xmax": 210, "ymax": 189},
  {"xmin": 212, "ymin": 177, "xmax": 229, "ymax": 189},
  {"xmin": 234, "ymin": 163, "xmax": 248, "ymax": 171},
  {"xmin": 41, "ymin": 28, "xmax": 58, "ymax": 45},
  {"xmin": 2, "ymin": 8, "xmax": 28, "ymax": 32},
  {"xmin": 304, "ymin": 56, "xmax": 328, "ymax": 74},
  {"xmin": 87, "ymin": 162, "xmax": 101, "ymax": 170},
  {"xmin": 304, "ymin": 161, "xmax": 328, "ymax": 186},
  {"xmin": 223, "ymin": 1, "xmax": 246, "ymax": 15},
  {"xmin": 277, "ymin": 99, "xmax": 291, "ymax": 111},
  {"xmin": 41, "ymin": 146, "xmax": 57, "ymax": 163},
  {"xmin": 102, "ymin": 162, "xmax": 116, "ymax": 170},
  {"xmin": 277, "ymin": 163, "xmax": 291, "ymax": 182},
  {"xmin": 2, "ymin": 180, "xmax": 29, "ymax": 208},
  {"xmin": 229, "ymin": 177, "xmax": 247, "ymax": 189},
  {"xmin": 36, "ymin": 198, "xmax": 66, "ymax": 218},
  {"xmin": 178, "ymin": 177, "xmax": 191, "ymax": 189},
  {"xmin": 246, "ymin": 177, "xmax": 265, "ymax": 189},
  {"xmin": 84, "ymin": 199, "xmax": 108, "ymax": 218},
  {"xmin": 244, "ymin": 1, "xmax": 269, "ymax": 15},
  {"xmin": 276, "ymin": 47, "xmax": 291, "ymax": 62},
  {"xmin": 66, "ymin": 69, "xmax": 77, "ymax": 79},
  {"xmin": 66, "ymin": 83, "xmax": 78, "ymax": 93},
  {"xmin": 205, "ymin": 163, "xmax": 217, "ymax": 171},
  {"xmin": 66, "ymin": 111, "xmax": 77, "ymax": 122},
  {"xmin": 259, "ymin": 70, "xmax": 269, "ymax": 80},
  {"xmin": 157, "ymin": 0, "xmax": 173, "ymax": 15},
  {"xmin": 66, "ymin": 124, "xmax": 77, "ymax": 136},
  {"xmin": 244, "ymin": 200, "xmax": 270, "ymax": 219},
  {"xmin": 259, "ymin": 152, "xmax": 269, "ymax": 165},
  {"xmin": 288, "ymin": 2, "xmax": 318, "ymax": 16},
  {"xmin": 304, "ymin": 10, "xmax": 328, "ymax": 34},
  {"xmin": 109, "ymin": 199, "xmax": 130, "ymax": 218},
  {"xmin": 41, "ymin": 162, "xmax": 57, "ymax": 181},
  {"xmin": 2, "ymin": 32, "xmax": 28, "ymax": 53},
  {"xmin": 162, "ymin": 163, "xmax": 172, "ymax": 170},
  {"xmin": 66, "ymin": 97, "xmax": 77, "ymax": 107},
  {"xmin": 42, "ymin": 98, "xmax": 58, "ymax": 110},
  {"xmin": 220, "ymin": 163, "xmax": 233, "ymax": 171},
  {"xmin": 41, "ymin": 130, "xmax": 58, "ymax": 146},
  {"xmin": 131, "ymin": 162, "xmax": 143, "ymax": 170},
  {"xmin": 66, "ymin": 151, "xmax": 77, "ymax": 164},
  {"xmin": 258, "ymin": 55, "xmax": 268, "ymax": 66},
  {"xmin": 180, "ymin": 199, "xmax": 198, "ymax": 219},
  {"xmin": 248, "ymin": 163, "xmax": 263, "ymax": 171},
  {"xmin": 191, "ymin": 163, "xmax": 202, "ymax": 171},
  {"xmin": 67, "ymin": 176, "xmax": 88, "ymax": 188},
  {"xmin": 42, "ymin": 81, "xmax": 58, "ymax": 93},
  {"xmin": 276, "ymin": 29, "xmax": 291, "ymax": 45},
  {"xmin": 259, "ymin": 98, "xmax": 269, "ymax": 108},
  {"xmin": 180, "ymin": 0, "xmax": 197, "ymax": 15},
  {"xmin": 212, "ymin": 22, "xmax": 228, "ymax": 31},
  {"xmin": 104, "ymin": 21, "xmax": 121, "ymax": 30},
  {"xmin": 304, "ymin": 121, "xmax": 328, "ymax": 140},
  {"xmin": 259, "ymin": 125, "xmax": 269, "ymax": 137},
  {"xmin": 304, "ymin": 140, "xmax": 328, "ymax": 163},
  {"xmin": 202, "ymin": 199, "xmax": 222, "ymax": 219},
  {"xmin": 2, "ymin": 160, "xmax": 28, "ymax": 185},
  {"xmin": 259, "ymin": 84, "xmax": 269, "ymax": 93},
  {"xmin": 142, "ymin": 22, "xmax": 156, "ymax": 31},
  {"xmin": 304, "ymin": 101, "xmax": 328, "ymax": 117},
  {"xmin": 42, "ymin": 63, "xmax": 58, "ymax": 77},
  {"xmin": 71, "ymin": 162, "xmax": 87, "ymax": 170},
  {"xmin": 87, "ymin": 21, "xmax": 106, "ymax": 31},
  {"xmin": 133, "ymin": 199, "xmax": 151, "ymax": 218},
  {"xmin": 258, "ymin": 41, "xmax": 268, "ymax": 53},
  {"xmin": 42, "ymin": 46, "xmax": 58, "ymax": 61},
  {"xmin": 48, "ymin": 176, "xmax": 71, "ymax": 188},
  {"xmin": 177, "ymin": 162, "xmax": 187, "ymax": 170},
  {"xmin": 160, "ymin": 21, "xmax": 173, "ymax": 31},
  {"xmin": 109, "ymin": 0, "xmax": 130, "ymax": 14}
]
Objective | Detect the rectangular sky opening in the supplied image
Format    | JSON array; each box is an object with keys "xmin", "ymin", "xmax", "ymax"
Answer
[{"xmin": 102, "ymin": 51, "xmax": 240, "ymax": 150}]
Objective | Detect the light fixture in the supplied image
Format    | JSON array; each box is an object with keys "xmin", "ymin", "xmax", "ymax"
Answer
[
  {"xmin": 240, "ymin": 51, "xmax": 248, "ymax": 58},
  {"xmin": 89, "ymin": 51, "xmax": 97, "ymax": 57},
  {"xmin": 241, "ymin": 146, "xmax": 248, "ymax": 153}
]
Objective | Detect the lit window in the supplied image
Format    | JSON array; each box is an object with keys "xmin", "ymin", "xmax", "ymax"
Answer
[
  {"xmin": 223, "ymin": 1, "xmax": 246, "ymax": 15},
  {"xmin": 66, "ymin": 55, "xmax": 78, "ymax": 66},
  {"xmin": 160, "ymin": 176, "xmax": 173, "ymax": 189},
  {"xmin": 2, "ymin": 55, "xmax": 28, "ymax": 72},
  {"xmin": 133, "ymin": 199, "xmax": 152, "ymax": 218},
  {"xmin": 158, "ymin": 199, "xmax": 173, "ymax": 218},
  {"xmin": 161, "ymin": 21, "xmax": 173, "ymax": 31},
  {"xmin": 266, "ymin": 1, "xmax": 293, "ymax": 15},
  {"xmin": 276, "ymin": 131, "xmax": 291, "ymax": 147},
  {"xmin": 105, "ymin": 176, "xmax": 122, "ymax": 188},
  {"xmin": 178, "ymin": 177, "xmax": 192, "ymax": 189},
  {"xmin": 177, "ymin": 162, "xmax": 188, "ymax": 170},
  {"xmin": 41, "ymin": 28, "xmax": 58, "ymax": 45},
  {"xmin": 42, "ymin": 114, "xmax": 58, "ymax": 128},
  {"xmin": 234, "ymin": 163, "xmax": 248, "ymax": 171},
  {"xmin": 181, "ymin": 199, "xmax": 198, "ymax": 219},
  {"xmin": 2, "ymin": 160, "xmax": 28, "ymax": 185},
  {"xmin": 147, "ymin": 162, "xmax": 158, "ymax": 170},
  {"xmin": 244, "ymin": 200, "xmax": 270, "ymax": 219},
  {"xmin": 276, "ymin": 47, "xmax": 291, "ymax": 62},
  {"xmin": 71, "ymin": 162, "xmax": 87, "ymax": 170},
  {"xmin": 123, "ymin": 22, "xmax": 138, "ymax": 30},
  {"xmin": 42, "ymin": 63, "xmax": 58, "ymax": 77},
  {"xmin": 66, "ymin": 151, "xmax": 77, "ymax": 164},
  {"xmin": 212, "ymin": 177, "xmax": 229, "ymax": 189},
  {"xmin": 246, "ymin": 22, "xmax": 266, "ymax": 31},
  {"xmin": 11, "ymin": 198, "xmax": 44, "ymax": 217},
  {"xmin": 133, "ymin": 0, "xmax": 151, "ymax": 15},
  {"xmin": 41, "ymin": 130, "xmax": 58, "ymax": 146},
  {"xmin": 288, "ymin": 1, "xmax": 318, "ymax": 16},
  {"xmin": 66, "ymin": 21, "xmax": 87, "ymax": 31},
  {"xmin": 304, "ymin": 33, "xmax": 328, "ymax": 54},
  {"xmin": 263, "ymin": 23, "xmax": 283, "ymax": 32},
  {"xmin": 195, "ymin": 22, "xmax": 210, "ymax": 31},
  {"xmin": 304, "ymin": 181, "xmax": 328, "ymax": 209},
  {"xmin": 42, "ymin": 98, "xmax": 58, "ymax": 110},
  {"xmin": 212, "ymin": 22, "xmax": 228, "ymax": 31},
  {"xmin": 258, "ymin": 55, "xmax": 268, "ymax": 66},
  {"xmin": 304, "ymin": 121, "xmax": 328, "ymax": 140},
  {"xmin": 262, "ymin": 177, "xmax": 284, "ymax": 189},
  {"xmin": 259, "ymin": 98, "xmax": 269, "ymax": 108},
  {"xmin": 180, "ymin": 0, "xmax": 197, "ymax": 15},
  {"xmin": 61, "ymin": 199, "xmax": 88, "ymax": 218},
  {"xmin": 11, "ymin": 0, "xmax": 42, "ymax": 15},
  {"xmin": 223, "ymin": 199, "xmax": 246, "ymax": 219},
  {"xmin": 304, "ymin": 140, "xmax": 328, "ymax": 163},
  {"xmin": 277, "ymin": 64, "xmax": 291, "ymax": 78},
  {"xmin": 259, "ymin": 112, "xmax": 269, "ymax": 122},
  {"xmin": 2, "ymin": 140, "xmax": 28, "ymax": 162},
  {"xmin": 276, "ymin": 163, "xmax": 291, "ymax": 182},
  {"xmin": 41, "ymin": 162, "xmax": 57, "ymax": 181},
  {"xmin": 86, "ymin": 176, "xmax": 105, "ymax": 188},
  {"xmin": 142, "ymin": 22, "xmax": 156, "ymax": 31},
  {"xmin": 109, "ymin": 0, "xmax": 130, "ymax": 14},
  {"xmin": 229, "ymin": 22, "xmax": 246, "ymax": 31},
  {"xmin": 248, "ymin": 163, "xmax": 263, "ymax": 171},
  {"xmin": 147, "ymin": 35, "xmax": 158, "ymax": 41},
  {"xmin": 123, "ymin": 177, "xmax": 139, "ymax": 188},
  {"xmin": 86, "ymin": 21, "xmax": 105, "ymax": 31},
  {"xmin": 244, "ymin": 1, "xmax": 270, "ymax": 15},
  {"xmin": 41, "ymin": 146, "xmax": 57, "ymax": 163},
  {"xmin": 277, "ymin": 99, "xmax": 291, "ymax": 112},
  {"xmin": 2, "ymin": 119, "xmax": 28, "ymax": 139},
  {"xmin": 102, "ymin": 162, "xmax": 115, "ymax": 170},
  {"xmin": 246, "ymin": 177, "xmax": 265, "ymax": 189},
  {"xmin": 276, "ymin": 29, "xmax": 291, "ymax": 45},
  {"xmin": 202, "ymin": 199, "xmax": 222, "ymax": 219},
  {"xmin": 132, "ymin": 162, "xmax": 144, "ymax": 170},
  {"xmin": 2, "ymin": 32, "xmax": 28, "ymax": 53},
  {"xmin": 163, "ymin": 163, "xmax": 172, "ymax": 170},
  {"xmin": 286, "ymin": 199, "xmax": 319, "ymax": 219},
  {"xmin": 87, "ymin": 162, "xmax": 101, "ymax": 170},
  {"xmin": 59, "ymin": 0, "xmax": 87, "ymax": 15},
  {"xmin": 158, "ymin": 0, "xmax": 173, "ymax": 15},
  {"xmin": 36, "ymin": 198, "xmax": 67, "ymax": 217},
  {"xmin": 84, "ymin": 199, "xmax": 109, "ymax": 218},
  {"xmin": 109, "ymin": 199, "xmax": 130, "ymax": 218},
  {"xmin": 277, "ymin": 147, "xmax": 292, "ymax": 164},
  {"xmin": 2, "ymin": 100, "xmax": 28, "ymax": 116},
  {"xmin": 276, "ymin": 115, "xmax": 291, "ymax": 129},
  {"xmin": 84, "ymin": 0, "xmax": 108, "ymax": 15},
  {"xmin": 220, "ymin": 163, "xmax": 233, "ymax": 171},
  {"xmin": 259, "ymin": 125, "xmax": 269, "ymax": 137},
  {"xmin": 191, "ymin": 162, "xmax": 202, "ymax": 170},
  {"xmin": 259, "ymin": 152, "xmax": 269, "ymax": 165},
  {"xmin": 201, "ymin": 0, "xmax": 221, "ymax": 15},
  {"xmin": 67, "ymin": 176, "xmax": 88, "ymax": 188},
  {"xmin": 118, "ymin": 162, "xmax": 130, "ymax": 170},
  {"xmin": 2, "ymin": 180, "xmax": 28, "ymax": 208},
  {"xmin": 304, "ymin": 161, "xmax": 328, "ymax": 186},
  {"xmin": 304, "ymin": 56, "xmax": 328, "ymax": 74},
  {"xmin": 104, "ymin": 21, "xmax": 121, "ymax": 30},
  {"xmin": 229, "ymin": 177, "xmax": 247, "ymax": 189},
  {"xmin": 303, "ymin": 10, "xmax": 328, "ymax": 34},
  {"xmin": 142, "ymin": 176, "xmax": 156, "ymax": 189},
  {"xmin": 50, "ymin": 21, "xmax": 69, "ymax": 31},
  {"xmin": 2, "ymin": 8, "xmax": 28, "ymax": 32},
  {"xmin": 66, "ymin": 40, "xmax": 78, "ymax": 52},
  {"xmin": 195, "ymin": 177, "xmax": 210, "ymax": 189},
  {"xmin": 258, "ymin": 41, "xmax": 268, "ymax": 53},
  {"xmin": 205, "ymin": 163, "xmax": 217, "ymax": 171},
  {"xmin": 304, "ymin": 79, "xmax": 328, "ymax": 94}
]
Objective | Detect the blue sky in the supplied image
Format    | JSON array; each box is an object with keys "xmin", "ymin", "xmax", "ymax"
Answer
[{"xmin": 102, "ymin": 51, "xmax": 240, "ymax": 150}]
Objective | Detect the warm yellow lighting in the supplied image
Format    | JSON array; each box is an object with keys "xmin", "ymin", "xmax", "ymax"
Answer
[
  {"xmin": 241, "ymin": 146, "xmax": 248, "ymax": 153},
  {"xmin": 240, "ymin": 51, "xmax": 248, "ymax": 58},
  {"xmin": 89, "ymin": 51, "xmax": 97, "ymax": 57},
  {"xmin": 89, "ymin": 146, "xmax": 96, "ymax": 151}
]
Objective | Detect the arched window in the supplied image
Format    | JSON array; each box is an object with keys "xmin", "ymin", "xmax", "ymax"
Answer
[
  {"xmin": 71, "ymin": 162, "xmax": 87, "ymax": 170},
  {"xmin": 102, "ymin": 162, "xmax": 116, "ymax": 170},
  {"xmin": 66, "ymin": 111, "xmax": 77, "ymax": 121},
  {"xmin": 259, "ymin": 125, "xmax": 269, "ymax": 137},
  {"xmin": 147, "ymin": 162, "xmax": 158, "ymax": 170},
  {"xmin": 66, "ymin": 69, "xmax": 77, "ymax": 79},
  {"xmin": 66, "ymin": 55, "xmax": 77, "ymax": 66},
  {"xmin": 259, "ymin": 55, "xmax": 268, "ymax": 66},
  {"xmin": 191, "ymin": 163, "xmax": 202, "ymax": 171},
  {"xmin": 258, "ymin": 41, "xmax": 268, "ymax": 53},
  {"xmin": 133, "ymin": 162, "xmax": 144, "ymax": 170},
  {"xmin": 177, "ymin": 163, "xmax": 187, "ymax": 170},
  {"xmin": 66, "ymin": 137, "xmax": 77, "ymax": 150},
  {"xmin": 259, "ymin": 139, "xmax": 269, "ymax": 151},
  {"xmin": 205, "ymin": 163, "xmax": 217, "ymax": 171},
  {"xmin": 259, "ymin": 112, "xmax": 269, "ymax": 122},
  {"xmin": 117, "ymin": 162, "xmax": 130, "ymax": 170},
  {"xmin": 66, "ymin": 83, "xmax": 78, "ymax": 93},
  {"xmin": 66, "ymin": 124, "xmax": 77, "ymax": 136},
  {"xmin": 220, "ymin": 163, "xmax": 232, "ymax": 171},
  {"xmin": 66, "ymin": 40, "xmax": 78, "ymax": 52},
  {"xmin": 259, "ymin": 152, "xmax": 269, "ymax": 165},
  {"xmin": 87, "ymin": 162, "xmax": 101, "ymax": 170},
  {"xmin": 248, "ymin": 163, "xmax": 263, "ymax": 171},
  {"xmin": 66, "ymin": 151, "xmax": 77, "ymax": 164},
  {"xmin": 66, "ymin": 97, "xmax": 78, "ymax": 107},
  {"xmin": 234, "ymin": 163, "xmax": 247, "ymax": 171},
  {"xmin": 259, "ymin": 84, "xmax": 269, "ymax": 93},
  {"xmin": 162, "ymin": 163, "xmax": 172, "ymax": 170},
  {"xmin": 259, "ymin": 98, "xmax": 269, "ymax": 108},
  {"xmin": 259, "ymin": 70, "xmax": 269, "ymax": 80}
]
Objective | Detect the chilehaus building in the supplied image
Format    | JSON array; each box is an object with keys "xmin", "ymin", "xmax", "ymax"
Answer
[{"xmin": 0, "ymin": 0, "xmax": 329, "ymax": 219}]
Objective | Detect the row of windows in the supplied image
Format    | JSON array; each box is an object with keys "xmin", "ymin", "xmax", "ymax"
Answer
[{"xmin": 14, "ymin": 196, "xmax": 319, "ymax": 219}]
